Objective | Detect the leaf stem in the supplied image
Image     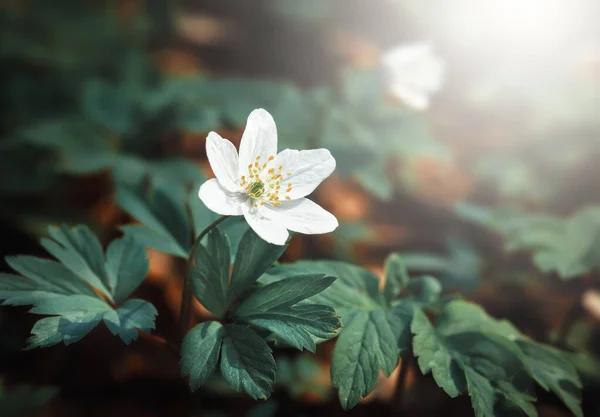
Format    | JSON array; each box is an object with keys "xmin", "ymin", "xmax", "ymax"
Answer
[{"xmin": 179, "ymin": 215, "xmax": 229, "ymax": 339}]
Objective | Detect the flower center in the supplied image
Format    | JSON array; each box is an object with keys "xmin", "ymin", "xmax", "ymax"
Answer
[
  {"xmin": 247, "ymin": 181, "xmax": 264, "ymax": 198},
  {"xmin": 239, "ymin": 155, "xmax": 294, "ymax": 208}
]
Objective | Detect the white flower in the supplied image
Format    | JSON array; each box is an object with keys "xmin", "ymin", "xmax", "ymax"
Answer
[
  {"xmin": 382, "ymin": 42, "xmax": 445, "ymax": 110},
  {"xmin": 198, "ymin": 109, "xmax": 339, "ymax": 245}
]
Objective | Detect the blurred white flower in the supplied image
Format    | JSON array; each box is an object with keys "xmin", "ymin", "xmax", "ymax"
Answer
[
  {"xmin": 198, "ymin": 109, "xmax": 338, "ymax": 245},
  {"xmin": 382, "ymin": 42, "xmax": 445, "ymax": 110}
]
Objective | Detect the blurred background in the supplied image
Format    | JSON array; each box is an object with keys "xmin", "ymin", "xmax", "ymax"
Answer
[{"xmin": 0, "ymin": 0, "xmax": 599, "ymax": 416}]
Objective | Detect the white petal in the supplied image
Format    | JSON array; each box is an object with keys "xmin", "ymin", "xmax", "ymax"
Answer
[
  {"xmin": 238, "ymin": 109, "xmax": 278, "ymax": 177},
  {"xmin": 382, "ymin": 42, "xmax": 434, "ymax": 69},
  {"xmin": 262, "ymin": 198, "xmax": 338, "ymax": 235},
  {"xmin": 198, "ymin": 179, "xmax": 245, "ymax": 216},
  {"xmin": 389, "ymin": 84, "xmax": 430, "ymax": 110},
  {"xmin": 271, "ymin": 148, "xmax": 336, "ymax": 199},
  {"xmin": 382, "ymin": 42, "xmax": 445, "ymax": 110},
  {"xmin": 206, "ymin": 131, "xmax": 241, "ymax": 192},
  {"xmin": 242, "ymin": 203, "xmax": 289, "ymax": 245}
]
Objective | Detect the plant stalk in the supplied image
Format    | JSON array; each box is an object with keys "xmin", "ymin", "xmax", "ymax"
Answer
[
  {"xmin": 138, "ymin": 330, "xmax": 179, "ymax": 355},
  {"xmin": 393, "ymin": 351, "xmax": 413, "ymax": 411},
  {"xmin": 179, "ymin": 215, "xmax": 229, "ymax": 339}
]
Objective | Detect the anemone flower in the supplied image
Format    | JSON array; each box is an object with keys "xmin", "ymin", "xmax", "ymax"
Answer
[{"xmin": 198, "ymin": 109, "xmax": 338, "ymax": 245}]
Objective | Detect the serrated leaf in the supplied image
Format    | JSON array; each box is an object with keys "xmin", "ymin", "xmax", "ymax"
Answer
[
  {"xmin": 117, "ymin": 184, "xmax": 190, "ymax": 258},
  {"xmin": 220, "ymin": 324, "xmax": 276, "ymax": 400},
  {"xmin": 411, "ymin": 308, "xmax": 464, "ymax": 398},
  {"xmin": 180, "ymin": 321, "xmax": 225, "ymax": 391},
  {"xmin": 239, "ymin": 304, "xmax": 339, "ymax": 352},
  {"xmin": 331, "ymin": 310, "xmax": 400, "ymax": 409},
  {"xmin": 270, "ymin": 261, "xmax": 384, "ymax": 315},
  {"xmin": 26, "ymin": 313, "xmax": 104, "ymax": 349},
  {"xmin": 517, "ymin": 339, "xmax": 583, "ymax": 417},
  {"xmin": 383, "ymin": 253, "xmax": 409, "ymax": 302},
  {"xmin": 235, "ymin": 274, "xmax": 335, "ymax": 315},
  {"xmin": 190, "ymin": 229, "xmax": 231, "ymax": 317},
  {"xmin": 105, "ymin": 236, "xmax": 149, "ymax": 304},
  {"xmin": 464, "ymin": 367, "xmax": 496, "ymax": 417},
  {"xmin": 234, "ymin": 275, "xmax": 340, "ymax": 351},
  {"xmin": 495, "ymin": 381, "xmax": 538, "ymax": 417},
  {"xmin": 4, "ymin": 226, "xmax": 156, "ymax": 348},
  {"xmin": 435, "ymin": 299, "xmax": 520, "ymax": 338},
  {"xmin": 40, "ymin": 224, "xmax": 111, "ymax": 298},
  {"xmin": 228, "ymin": 228, "xmax": 287, "ymax": 301},
  {"xmin": 3, "ymin": 256, "xmax": 100, "ymax": 302},
  {"xmin": 28, "ymin": 294, "xmax": 110, "ymax": 315},
  {"xmin": 103, "ymin": 299, "xmax": 157, "ymax": 344}
]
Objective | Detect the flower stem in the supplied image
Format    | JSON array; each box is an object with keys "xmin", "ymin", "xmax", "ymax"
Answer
[
  {"xmin": 179, "ymin": 215, "xmax": 229, "ymax": 339},
  {"xmin": 393, "ymin": 350, "xmax": 413, "ymax": 411},
  {"xmin": 138, "ymin": 330, "xmax": 179, "ymax": 355}
]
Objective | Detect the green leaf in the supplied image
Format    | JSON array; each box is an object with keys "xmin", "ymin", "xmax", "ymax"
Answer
[
  {"xmin": 103, "ymin": 299, "xmax": 157, "ymax": 344},
  {"xmin": 495, "ymin": 381, "xmax": 538, "ymax": 417},
  {"xmin": 267, "ymin": 261, "xmax": 413, "ymax": 408},
  {"xmin": 239, "ymin": 304, "xmax": 339, "ymax": 352},
  {"xmin": 270, "ymin": 261, "xmax": 383, "ymax": 316},
  {"xmin": 26, "ymin": 313, "xmax": 104, "ymax": 349},
  {"xmin": 330, "ymin": 310, "xmax": 400, "ymax": 409},
  {"xmin": 235, "ymin": 274, "xmax": 336, "ymax": 315},
  {"xmin": 517, "ymin": 340, "xmax": 583, "ymax": 417},
  {"xmin": 464, "ymin": 367, "xmax": 496, "ymax": 417},
  {"xmin": 383, "ymin": 253, "xmax": 409, "ymax": 302},
  {"xmin": 435, "ymin": 299, "xmax": 520, "ymax": 339},
  {"xmin": 117, "ymin": 184, "xmax": 191, "ymax": 258},
  {"xmin": 228, "ymin": 228, "xmax": 287, "ymax": 301},
  {"xmin": 28, "ymin": 294, "xmax": 109, "ymax": 315},
  {"xmin": 3, "ymin": 226, "xmax": 156, "ymax": 348},
  {"xmin": 119, "ymin": 225, "xmax": 186, "ymax": 257},
  {"xmin": 412, "ymin": 299, "xmax": 581, "ymax": 417},
  {"xmin": 180, "ymin": 321, "xmax": 225, "ymax": 391},
  {"xmin": 3, "ymin": 256, "xmax": 100, "ymax": 303},
  {"xmin": 40, "ymin": 224, "xmax": 111, "ymax": 298},
  {"xmin": 411, "ymin": 308, "xmax": 464, "ymax": 398},
  {"xmin": 190, "ymin": 229, "xmax": 231, "ymax": 317},
  {"xmin": 234, "ymin": 274, "xmax": 340, "ymax": 351},
  {"xmin": 105, "ymin": 236, "xmax": 149, "ymax": 304},
  {"xmin": 220, "ymin": 324, "xmax": 276, "ymax": 400}
]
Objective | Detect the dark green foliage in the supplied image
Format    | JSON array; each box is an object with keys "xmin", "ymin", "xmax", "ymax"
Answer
[
  {"xmin": 413, "ymin": 299, "xmax": 583, "ymax": 417},
  {"xmin": 263, "ymin": 256, "xmax": 439, "ymax": 409},
  {"xmin": 181, "ymin": 322, "xmax": 226, "ymax": 391},
  {"xmin": 0, "ymin": 225, "xmax": 156, "ymax": 348},
  {"xmin": 234, "ymin": 275, "xmax": 340, "ymax": 351},
  {"xmin": 118, "ymin": 177, "xmax": 249, "ymax": 260},
  {"xmin": 266, "ymin": 256, "xmax": 584, "ymax": 415},
  {"xmin": 220, "ymin": 325, "xmax": 277, "ymax": 400},
  {"xmin": 190, "ymin": 229, "xmax": 231, "ymax": 317},
  {"xmin": 228, "ymin": 229, "xmax": 289, "ymax": 301},
  {"xmin": 180, "ymin": 228, "xmax": 340, "ymax": 398}
]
